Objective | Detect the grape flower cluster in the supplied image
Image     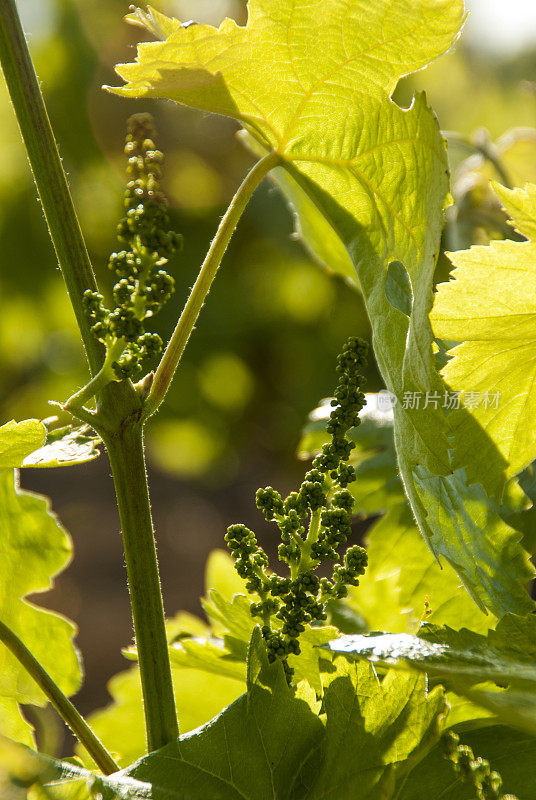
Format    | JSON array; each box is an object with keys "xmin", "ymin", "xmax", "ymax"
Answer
[
  {"xmin": 443, "ymin": 731, "xmax": 517, "ymax": 800},
  {"xmin": 82, "ymin": 113, "xmax": 181, "ymax": 380},
  {"xmin": 225, "ymin": 337, "xmax": 369, "ymax": 681}
]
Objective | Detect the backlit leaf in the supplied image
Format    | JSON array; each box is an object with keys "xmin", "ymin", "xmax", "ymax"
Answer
[
  {"xmin": 432, "ymin": 182, "xmax": 536, "ymax": 498},
  {"xmin": 0, "ymin": 423, "xmax": 81, "ymax": 746},
  {"xmin": 0, "ymin": 420, "xmax": 45, "ymax": 469},
  {"xmin": 83, "ymin": 612, "xmax": 244, "ymax": 768},
  {"xmin": 112, "ymin": 0, "xmax": 532, "ymax": 626}
]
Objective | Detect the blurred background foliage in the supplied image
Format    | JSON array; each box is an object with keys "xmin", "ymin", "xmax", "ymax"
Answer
[{"xmin": 2, "ymin": 0, "xmax": 536, "ymax": 743}]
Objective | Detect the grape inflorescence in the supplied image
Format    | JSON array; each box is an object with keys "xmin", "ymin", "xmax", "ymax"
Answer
[
  {"xmin": 225, "ymin": 337, "xmax": 369, "ymax": 682},
  {"xmin": 443, "ymin": 731, "xmax": 518, "ymax": 800},
  {"xmin": 83, "ymin": 113, "xmax": 181, "ymax": 380}
]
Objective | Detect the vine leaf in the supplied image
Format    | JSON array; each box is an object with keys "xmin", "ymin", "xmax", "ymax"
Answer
[
  {"xmin": 109, "ymin": 0, "xmax": 536, "ymax": 617},
  {"xmin": 110, "ymin": 1, "xmax": 464, "ymax": 157},
  {"xmin": 353, "ymin": 504, "xmax": 493, "ymax": 635},
  {"xmin": 0, "ymin": 419, "xmax": 101, "ymax": 470},
  {"xmin": 21, "ymin": 424, "xmax": 101, "ymax": 469},
  {"xmin": 0, "ymin": 425, "xmax": 81, "ymax": 746},
  {"xmin": 0, "ymin": 420, "xmax": 45, "ymax": 469},
  {"xmin": 326, "ymin": 614, "xmax": 536, "ymax": 687},
  {"xmin": 203, "ymin": 587, "xmax": 337, "ymax": 693},
  {"xmin": 298, "ymin": 660, "xmax": 447, "ymax": 800},
  {"xmin": 431, "ymin": 182, "xmax": 536, "ymax": 499},
  {"xmin": 114, "ymin": 634, "xmax": 324, "ymax": 800},
  {"xmin": 21, "ymin": 636, "xmax": 447, "ymax": 799},
  {"xmin": 326, "ymin": 614, "xmax": 536, "ymax": 736},
  {"xmin": 71, "ymin": 637, "xmax": 445, "ymax": 800}
]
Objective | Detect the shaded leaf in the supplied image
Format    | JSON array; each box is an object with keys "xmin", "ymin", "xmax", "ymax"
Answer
[
  {"xmin": 297, "ymin": 660, "xmax": 447, "ymax": 799},
  {"xmin": 399, "ymin": 725, "xmax": 536, "ymax": 800},
  {"xmin": 463, "ymin": 688, "xmax": 536, "ymax": 738},
  {"xmin": 121, "ymin": 634, "xmax": 324, "ymax": 800},
  {"xmin": 22, "ymin": 426, "xmax": 101, "ymax": 469},
  {"xmin": 413, "ymin": 467, "xmax": 534, "ymax": 617}
]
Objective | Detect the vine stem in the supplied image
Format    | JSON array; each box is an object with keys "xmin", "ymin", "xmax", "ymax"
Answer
[
  {"xmin": 0, "ymin": 0, "xmax": 103, "ymax": 374},
  {"xmin": 104, "ymin": 422, "xmax": 178, "ymax": 752},
  {"xmin": 443, "ymin": 130, "xmax": 513, "ymax": 189},
  {"xmin": 0, "ymin": 619, "xmax": 119, "ymax": 775},
  {"xmin": 144, "ymin": 150, "xmax": 280, "ymax": 418}
]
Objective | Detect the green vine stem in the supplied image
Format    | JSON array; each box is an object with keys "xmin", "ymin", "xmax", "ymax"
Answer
[
  {"xmin": 103, "ymin": 421, "xmax": 178, "ymax": 752},
  {"xmin": 0, "ymin": 0, "xmax": 103, "ymax": 374},
  {"xmin": 0, "ymin": 619, "xmax": 119, "ymax": 776},
  {"xmin": 144, "ymin": 150, "xmax": 280, "ymax": 418}
]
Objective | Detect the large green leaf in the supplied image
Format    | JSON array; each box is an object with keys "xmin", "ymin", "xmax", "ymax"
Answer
[
  {"xmin": 111, "ymin": 1, "xmax": 463, "ymax": 156},
  {"xmin": 432, "ymin": 182, "xmax": 536, "ymax": 499},
  {"xmin": 112, "ymin": 0, "xmax": 533, "ymax": 618},
  {"xmin": 82, "ymin": 639, "xmax": 445, "ymax": 800},
  {"xmin": 114, "ymin": 0, "xmax": 532, "ymax": 618},
  {"xmin": 399, "ymin": 725, "xmax": 536, "ymax": 800},
  {"xmin": 0, "ymin": 425, "xmax": 81, "ymax": 745},
  {"xmin": 32, "ymin": 636, "xmax": 447, "ymax": 800}
]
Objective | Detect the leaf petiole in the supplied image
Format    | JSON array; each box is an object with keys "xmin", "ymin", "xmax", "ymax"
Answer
[
  {"xmin": 0, "ymin": 619, "xmax": 119, "ymax": 775},
  {"xmin": 143, "ymin": 150, "xmax": 281, "ymax": 418}
]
